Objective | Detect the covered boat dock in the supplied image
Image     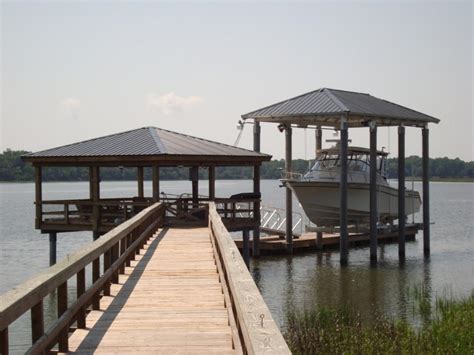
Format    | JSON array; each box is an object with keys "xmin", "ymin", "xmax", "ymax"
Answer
[{"xmin": 242, "ymin": 88, "xmax": 440, "ymax": 263}]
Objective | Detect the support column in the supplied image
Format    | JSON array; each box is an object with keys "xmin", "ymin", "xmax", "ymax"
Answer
[
  {"xmin": 208, "ymin": 166, "xmax": 215, "ymax": 200},
  {"xmin": 422, "ymin": 127, "xmax": 430, "ymax": 256},
  {"xmin": 152, "ymin": 166, "xmax": 160, "ymax": 202},
  {"xmin": 190, "ymin": 167, "xmax": 199, "ymax": 207},
  {"xmin": 339, "ymin": 119, "xmax": 349, "ymax": 265},
  {"xmin": 253, "ymin": 120, "xmax": 261, "ymax": 152},
  {"xmin": 253, "ymin": 165, "xmax": 261, "ymax": 257},
  {"xmin": 35, "ymin": 166, "xmax": 42, "ymax": 230},
  {"xmin": 242, "ymin": 230, "xmax": 250, "ymax": 268},
  {"xmin": 137, "ymin": 167, "xmax": 144, "ymax": 198},
  {"xmin": 369, "ymin": 123, "xmax": 378, "ymax": 262},
  {"xmin": 90, "ymin": 167, "xmax": 100, "ymax": 233},
  {"xmin": 285, "ymin": 125, "xmax": 293, "ymax": 254},
  {"xmin": 49, "ymin": 232, "xmax": 57, "ymax": 266},
  {"xmin": 93, "ymin": 231, "xmax": 100, "ymax": 241},
  {"xmin": 315, "ymin": 126, "xmax": 323, "ymax": 249},
  {"xmin": 315, "ymin": 126, "xmax": 322, "ymax": 158},
  {"xmin": 398, "ymin": 126, "xmax": 406, "ymax": 259}
]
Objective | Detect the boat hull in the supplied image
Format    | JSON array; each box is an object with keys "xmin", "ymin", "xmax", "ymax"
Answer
[{"xmin": 286, "ymin": 180, "xmax": 421, "ymax": 227}]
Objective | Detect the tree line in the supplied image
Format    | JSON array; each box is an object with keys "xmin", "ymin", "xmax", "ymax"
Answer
[{"xmin": 1, "ymin": 149, "xmax": 473, "ymax": 182}]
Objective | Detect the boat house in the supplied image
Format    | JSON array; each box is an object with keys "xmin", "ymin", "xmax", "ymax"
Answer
[{"xmin": 243, "ymin": 88, "xmax": 440, "ymax": 263}]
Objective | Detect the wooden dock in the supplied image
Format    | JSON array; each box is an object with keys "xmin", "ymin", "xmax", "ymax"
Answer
[
  {"xmin": 235, "ymin": 225, "xmax": 419, "ymax": 254},
  {"xmin": 68, "ymin": 227, "xmax": 235, "ymax": 353},
  {"xmin": 0, "ymin": 203, "xmax": 290, "ymax": 354}
]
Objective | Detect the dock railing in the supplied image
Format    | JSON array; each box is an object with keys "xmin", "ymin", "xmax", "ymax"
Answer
[
  {"xmin": 208, "ymin": 202, "xmax": 291, "ymax": 354},
  {"xmin": 0, "ymin": 202, "xmax": 165, "ymax": 355}
]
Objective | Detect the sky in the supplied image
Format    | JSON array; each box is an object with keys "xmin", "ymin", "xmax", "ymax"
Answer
[{"xmin": 1, "ymin": 1, "xmax": 473, "ymax": 161}]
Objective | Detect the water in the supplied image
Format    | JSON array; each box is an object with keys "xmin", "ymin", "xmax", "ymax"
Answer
[{"xmin": 1, "ymin": 180, "xmax": 473, "ymax": 352}]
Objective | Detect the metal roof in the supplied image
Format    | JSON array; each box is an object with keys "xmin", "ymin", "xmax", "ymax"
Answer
[
  {"xmin": 23, "ymin": 127, "xmax": 270, "ymax": 164},
  {"xmin": 242, "ymin": 88, "xmax": 440, "ymax": 127}
]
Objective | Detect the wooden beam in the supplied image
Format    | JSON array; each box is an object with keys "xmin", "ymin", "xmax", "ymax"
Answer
[
  {"xmin": 137, "ymin": 167, "xmax": 144, "ymax": 198},
  {"xmin": 49, "ymin": 232, "xmax": 57, "ymax": 266},
  {"xmin": 315, "ymin": 126, "xmax": 322, "ymax": 158},
  {"xmin": 253, "ymin": 120, "xmax": 261, "ymax": 152},
  {"xmin": 90, "ymin": 167, "xmax": 100, "ymax": 232},
  {"xmin": 152, "ymin": 166, "xmax": 160, "ymax": 201},
  {"xmin": 190, "ymin": 167, "xmax": 199, "ymax": 207}
]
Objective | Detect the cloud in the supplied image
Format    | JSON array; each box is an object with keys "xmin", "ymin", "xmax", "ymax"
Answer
[
  {"xmin": 60, "ymin": 98, "xmax": 81, "ymax": 120},
  {"xmin": 147, "ymin": 92, "xmax": 203, "ymax": 115}
]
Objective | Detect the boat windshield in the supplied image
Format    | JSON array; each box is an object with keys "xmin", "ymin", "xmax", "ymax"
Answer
[{"xmin": 310, "ymin": 151, "xmax": 386, "ymax": 175}]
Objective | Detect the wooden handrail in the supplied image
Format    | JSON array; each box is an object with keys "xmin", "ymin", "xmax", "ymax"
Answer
[
  {"xmin": 208, "ymin": 202, "xmax": 291, "ymax": 354},
  {"xmin": 0, "ymin": 202, "xmax": 165, "ymax": 354}
]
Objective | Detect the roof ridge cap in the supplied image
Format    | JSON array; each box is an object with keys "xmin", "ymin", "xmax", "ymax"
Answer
[
  {"xmin": 323, "ymin": 88, "xmax": 350, "ymax": 112},
  {"xmin": 155, "ymin": 127, "xmax": 270, "ymax": 156},
  {"xmin": 25, "ymin": 127, "xmax": 146, "ymax": 157},
  {"xmin": 148, "ymin": 127, "xmax": 167, "ymax": 154},
  {"xmin": 241, "ymin": 88, "xmax": 324, "ymax": 119}
]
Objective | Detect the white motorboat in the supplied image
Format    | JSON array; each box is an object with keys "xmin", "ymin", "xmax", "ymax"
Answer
[{"xmin": 284, "ymin": 145, "xmax": 421, "ymax": 227}]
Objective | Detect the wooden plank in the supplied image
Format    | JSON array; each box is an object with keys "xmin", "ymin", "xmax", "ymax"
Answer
[{"xmin": 57, "ymin": 282, "xmax": 68, "ymax": 352}]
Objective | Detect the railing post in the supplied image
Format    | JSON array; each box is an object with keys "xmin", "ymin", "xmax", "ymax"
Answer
[
  {"xmin": 111, "ymin": 243, "xmax": 119, "ymax": 284},
  {"xmin": 103, "ymin": 250, "xmax": 111, "ymax": 296},
  {"xmin": 64, "ymin": 203, "xmax": 69, "ymax": 225},
  {"xmin": 76, "ymin": 268, "xmax": 86, "ymax": 328},
  {"xmin": 57, "ymin": 282, "xmax": 68, "ymax": 352},
  {"xmin": 1, "ymin": 328, "xmax": 9, "ymax": 355},
  {"xmin": 31, "ymin": 301, "xmax": 44, "ymax": 344},
  {"xmin": 126, "ymin": 233, "xmax": 132, "ymax": 266},
  {"xmin": 119, "ymin": 236, "xmax": 126, "ymax": 274},
  {"xmin": 92, "ymin": 257, "xmax": 101, "ymax": 310},
  {"xmin": 49, "ymin": 232, "xmax": 57, "ymax": 266},
  {"xmin": 242, "ymin": 230, "xmax": 250, "ymax": 269}
]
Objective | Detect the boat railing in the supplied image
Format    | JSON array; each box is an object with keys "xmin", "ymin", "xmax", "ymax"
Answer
[{"xmin": 260, "ymin": 205, "xmax": 303, "ymax": 237}]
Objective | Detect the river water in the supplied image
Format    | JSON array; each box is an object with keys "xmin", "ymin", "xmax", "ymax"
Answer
[{"xmin": 1, "ymin": 180, "xmax": 473, "ymax": 352}]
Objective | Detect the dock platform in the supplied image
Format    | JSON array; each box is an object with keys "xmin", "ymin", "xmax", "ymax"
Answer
[{"xmin": 235, "ymin": 224, "xmax": 419, "ymax": 254}]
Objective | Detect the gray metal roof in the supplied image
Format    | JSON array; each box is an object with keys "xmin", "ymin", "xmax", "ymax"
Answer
[
  {"xmin": 24, "ymin": 127, "xmax": 270, "ymax": 160},
  {"xmin": 242, "ymin": 88, "xmax": 440, "ymax": 127}
]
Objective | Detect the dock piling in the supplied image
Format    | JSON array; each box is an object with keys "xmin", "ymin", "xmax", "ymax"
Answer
[
  {"xmin": 339, "ymin": 118, "xmax": 349, "ymax": 265},
  {"xmin": 422, "ymin": 127, "xmax": 430, "ymax": 256},
  {"xmin": 369, "ymin": 123, "xmax": 378, "ymax": 262},
  {"xmin": 285, "ymin": 125, "xmax": 293, "ymax": 254},
  {"xmin": 242, "ymin": 230, "xmax": 250, "ymax": 268},
  {"xmin": 49, "ymin": 232, "xmax": 57, "ymax": 266},
  {"xmin": 398, "ymin": 125, "xmax": 406, "ymax": 259}
]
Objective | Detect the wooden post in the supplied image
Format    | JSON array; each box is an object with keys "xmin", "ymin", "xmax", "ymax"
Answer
[
  {"xmin": 93, "ymin": 231, "xmax": 100, "ymax": 241},
  {"xmin": 49, "ymin": 232, "xmax": 57, "ymax": 266},
  {"xmin": 137, "ymin": 167, "xmax": 144, "ymax": 198},
  {"xmin": 92, "ymin": 257, "xmax": 100, "ymax": 310},
  {"xmin": 316, "ymin": 232, "xmax": 323, "ymax": 250},
  {"xmin": 76, "ymin": 268, "xmax": 86, "ymax": 328},
  {"xmin": 111, "ymin": 243, "xmax": 119, "ymax": 284},
  {"xmin": 285, "ymin": 125, "xmax": 293, "ymax": 254},
  {"xmin": 339, "ymin": 119, "xmax": 349, "ymax": 265},
  {"xmin": 90, "ymin": 167, "xmax": 100, "ymax": 233},
  {"xmin": 369, "ymin": 123, "xmax": 378, "ymax": 262},
  {"xmin": 103, "ymin": 250, "xmax": 111, "ymax": 296},
  {"xmin": 242, "ymin": 230, "xmax": 250, "ymax": 268},
  {"xmin": 1, "ymin": 328, "xmax": 8, "ymax": 355},
  {"xmin": 31, "ymin": 301, "xmax": 44, "ymax": 343},
  {"xmin": 209, "ymin": 166, "xmax": 216, "ymax": 200},
  {"xmin": 253, "ymin": 120, "xmax": 261, "ymax": 152},
  {"xmin": 35, "ymin": 166, "xmax": 42, "ymax": 230},
  {"xmin": 398, "ymin": 125, "xmax": 406, "ymax": 259},
  {"xmin": 315, "ymin": 126, "xmax": 322, "ymax": 247},
  {"xmin": 315, "ymin": 126, "xmax": 322, "ymax": 158},
  {"xmin": 57, "ymin": 282, "xmax": 68, "ymax": 352},
  {"xmin": 152, "ymin": 166, "xmax": 160, "ymax": 202},
  {"xmin": 422, "ymin": 127, "xmax": 430, "ymax": 256},
  {"xmin": 190, "ymin": 167, "xmax": 199, "ymax": 207},
  {"xmin": 253, "ymin": 165, "xmax": 261, "ymax": 257}
]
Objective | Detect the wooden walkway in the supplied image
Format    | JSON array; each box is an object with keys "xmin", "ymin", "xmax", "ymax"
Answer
[{"xmin": 68, "ymin": 227, "xmax": 235, "ymax": 354}]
